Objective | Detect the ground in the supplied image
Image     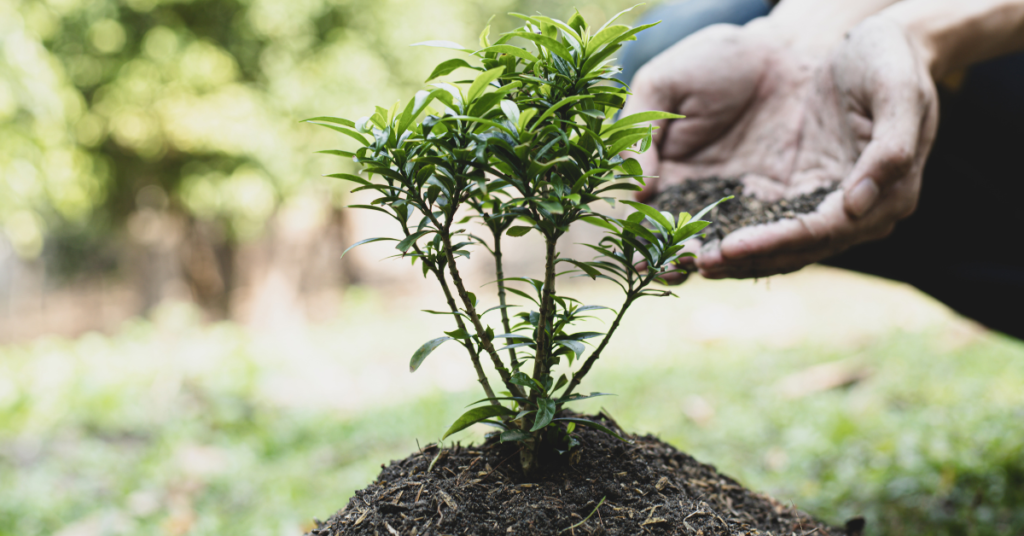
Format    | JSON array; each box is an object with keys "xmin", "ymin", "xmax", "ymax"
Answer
[{"xmin": 1, "ymin": 267, "xmax": 1023, "ymax": 536}]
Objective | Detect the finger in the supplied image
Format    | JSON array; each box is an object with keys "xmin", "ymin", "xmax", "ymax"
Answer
[
  {"xmin": 843, "ymin": 60, "xmax": 927, "ymax": 218},
  {"xmin": 700, "ymin": 246, "xmax": 832, "ymax": 280},
  {"xmin": 707, "ymin": 190, "xmax": 845, "ymax": 265}
]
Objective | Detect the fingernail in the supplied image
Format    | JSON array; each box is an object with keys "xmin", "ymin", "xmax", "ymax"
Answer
[{"xmin": 847, "ymin": 179, "xmax": 879, "ymax": 217}]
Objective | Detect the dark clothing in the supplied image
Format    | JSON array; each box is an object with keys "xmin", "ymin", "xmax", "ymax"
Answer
[{"xmin": 620, "ymin": 0, "xmax": 1024, "ymax": 339}]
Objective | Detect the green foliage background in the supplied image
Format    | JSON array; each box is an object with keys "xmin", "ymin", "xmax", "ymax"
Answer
[{"xmin": 0, "ymin": 0, "xmax": 628, "ymax": 265}]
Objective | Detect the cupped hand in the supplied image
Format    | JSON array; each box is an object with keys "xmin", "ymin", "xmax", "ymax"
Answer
[
  {"xmin": 628, "ymin": 19, "xmax": 821, "ymax": 206},
  {"xmin": 627, "ymin": 16, "xmax": 938, "ymax": 282},
  {"xmin": 699, "ymin": 16, "xmax": 938, "ymax": 279}
]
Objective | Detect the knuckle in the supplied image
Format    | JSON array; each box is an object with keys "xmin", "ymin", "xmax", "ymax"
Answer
[{"xmin": 881, "ymin": 145, "xmax": 915, "ymax": 176}]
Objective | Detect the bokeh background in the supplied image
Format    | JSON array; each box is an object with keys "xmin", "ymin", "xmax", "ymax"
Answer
[{"xmin": 2, "ymin": 0, "xmax": 1023, "ymax": 535}]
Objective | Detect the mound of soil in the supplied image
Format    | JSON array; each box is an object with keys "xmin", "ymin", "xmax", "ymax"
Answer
[
  {"xmin": 652, "ymin": 178, "xmax": 836, "ymax": 242},
  {"xmin": 307, "ymin": 413, "xmax": 862, "ymax": 536}
]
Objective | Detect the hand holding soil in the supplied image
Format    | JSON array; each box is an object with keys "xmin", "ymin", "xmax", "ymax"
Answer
[{"xmin": 629, "ymin": 16, "xmax": 938, "ymax": 281}]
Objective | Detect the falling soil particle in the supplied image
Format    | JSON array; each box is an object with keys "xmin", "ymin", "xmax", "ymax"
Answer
[
  {"xmin": 307, "ymin": 413, "xmax": 862, "ymax": 536},
  {"xmin": 652, "ymin": 178, "xmax": 836, "ymax": 242}
]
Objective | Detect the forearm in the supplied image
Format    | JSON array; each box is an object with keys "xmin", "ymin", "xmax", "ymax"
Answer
[
  {"xmin": 883, "ymin": 0, "xmax": 1024, "ymax": 78},
  {"xmin": 767, "ymin": 0, "xmax": 901, "ymax": 50}
]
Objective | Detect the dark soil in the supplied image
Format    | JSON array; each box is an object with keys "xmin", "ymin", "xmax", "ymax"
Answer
[
  {"xmin": 308, "ymin": 413, "xmax": 862, "ymax": 536},
  {"xmin": 652, "ymin": 178, "xmax": 836, "ymax": 242}
]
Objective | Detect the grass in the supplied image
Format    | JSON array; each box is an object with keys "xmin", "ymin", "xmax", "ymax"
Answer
[{"xmin": 1, "ymin": 273, "xmax": 1023, "ymax": 536}]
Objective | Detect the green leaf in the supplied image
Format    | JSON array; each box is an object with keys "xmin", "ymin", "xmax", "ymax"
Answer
[
  {"xmin": 581, "ymin": 216, "xmax": 620, "ymax": 233},
  {"xmin": 603, "ymin": 110, "xmax": 685, "ymax": 134},
  {"xmin": 466, "ymin": 396, "xmax": 529, "ymax": 407},
  {"xmin": 500, "ymin": 429, "xmax": 531, "ymax": 443},
  {"xmin": 558, "ymin": 392, "xmax": 614, "ymax": 404},
  {"xmin": 410, "ymin": 336, "xmax": 452, "ymax": 372},
  {"xmin": 598, "ymin": 4, "xmax": 645, "ymax": 34},
  {"xmin": 531, "ymin": 95, "xmax": 593, "ymax": 131},
  {"xmin": 425, "ymin": 58, "xmax": 478, "ymax": 82},
  {"xmin": 529, "ymin": 16, "xmax": 583, "ymax": 48},
  {"xmin": 556, "ymin": 340, "xmax": 586, "ymax": 361},
  {"xmin": 475, "ymin": 44, "xmax": 538, "ymax": 63},
  {"xmin": 506, "ymin": 225, "xmax": 533, "ymax": 237},
  {"xmin": 563, "ymin": 259, "xmax": 600, "ymax": 280},
  {"xmin": 479, "ymin": 22, "xmax": 492, "ymax": 49},
  {"xmin": 302, "ymin": 116, "xmax": 355, "ymax": 127},
  {"xmin": 500, "ymin": 100, "xmax": 520, "ymax": 127},
  {"xmin": 530, "ymin": 398, "xmax": 557, "ymax": 432},
  {"xmin": 512, "ymin": 31, "xmax": 573, "ymax": 63},
  {"xmin": 324, "ymin": 173, "xmax": 370, "ymax": 186},
  {"xmin": 552, "ymin": 374, "xmax": 569, "ymax": 394},
  {"xmin": 443, "ymin": 405, "xmax": 517, "ymax": 439},
  {"xmin": 315, "ymin": 149, "xmax": 355, "ymax": 158},
  {"xmin": 619, "ymin": 158, "xmax": 643, "ymax": 176},
  {"xmin": 311, "ymin": 123, "xmax": 370, "ymax": 145},
  {"xmin": 341, "ymin": 237, "xmax": 397, "ymax": 258},
  {"xmin": 538, "ymin": 201, "xmax": 563, "ymax": 215},
  {"xmin": 606, "ymin": 131, "xmax": 651, "ymax": 156},
  {"xmin": 511, "ymin": 371, "xmax": 545, "ymax": 392},
  {"xmin": 444, "ymin": 328, "xmax": 470, "ymax": 340},
  {"xmin": 397, "ymin": 230, "xmax": 433, "ymax": 253},
  {"xmin": 621, "ymin": 200, "xmax": 672, "ymax": 231},
  {"xmin": 518, "ymin": 107, "xmax": 538, "ymax": 132},
  {"xmin": 588, "ymin": 25, "xmax": 630, "ymax": 51},
  {"xmin": 691, "ymin": 195, "xmax": 734, "ymax": 222},
  {"xmin": 553, "ymin": 417, "xmax": 631, "ymax": 442},
  {"xmin": 437, "ymin": 115, "xmax": 515, "ymax": 136},
  {"xmin": 468, "ymin": 66, "xmax": 506, "ymax": 103},
  {"xmin": 411, "ymin": 40, "xmax": 473, "ymax": 52},
  {"xmin": 674, "ymin": 220, "xmax": 710, "ymax": 242}
]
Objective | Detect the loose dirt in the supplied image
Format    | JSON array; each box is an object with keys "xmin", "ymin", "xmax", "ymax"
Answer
[
  {"xmin": 307, "ymin": 413, "xmax": 862, "ymax": 536},
  {"xmin": 652, "ymin": 178, "xmax": 835, "ymax": 242}
]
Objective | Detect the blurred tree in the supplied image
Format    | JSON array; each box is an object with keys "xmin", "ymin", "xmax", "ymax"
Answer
[{"xmin": 0, "ymin": 0, "xmax": 636, "ymax": 317}]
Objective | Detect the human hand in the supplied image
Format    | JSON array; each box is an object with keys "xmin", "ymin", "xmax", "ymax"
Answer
[
  {"xmin": 626, "ymin": 16, "xmax": 938, "ymax": 281},
  {"xmin": 624, "ymin": 19, "xmax": 828, "ymax": 283},
  {"xmin": 698, "ymin": 16, "xmax": 938, "ymax": 278}
]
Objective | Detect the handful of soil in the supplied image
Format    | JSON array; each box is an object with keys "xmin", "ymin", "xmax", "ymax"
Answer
[{"xmin": 652, "ymin": 178, "xmax": 836, "ymax": 242}]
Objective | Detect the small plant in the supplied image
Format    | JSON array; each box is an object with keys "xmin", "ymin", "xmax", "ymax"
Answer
[{"xmin": 308, "ymin": 6, "xmax": 727, "ymax": 475}]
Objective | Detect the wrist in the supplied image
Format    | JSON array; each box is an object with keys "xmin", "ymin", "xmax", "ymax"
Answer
[
  {"xmin": 880, "ymin": 0, "xmax": 1024, "ymax": 79},
  {"xmin": 765, "ymin": 0, "xmax": 901, "ymax": 53}
]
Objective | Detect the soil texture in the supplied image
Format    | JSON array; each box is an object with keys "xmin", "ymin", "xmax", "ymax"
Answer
[
  {"xmin": 308, "ymin": 413, "xmax": 861, "ymax": 536},
  {"xmin": 652, "ymin": 178, "xmax": 836, "ymax": 242}
]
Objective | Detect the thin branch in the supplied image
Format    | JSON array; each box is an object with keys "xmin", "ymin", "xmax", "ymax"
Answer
[
  {"xmin": 561, "ymin": 271, "xmax": 658, "ymax": 401},
  {"xmin": 439, "ymin": 228, "xmax": 526, "ymax": 399},
  {"xmin": 404, "ymin": 232, "xmax": 501, "ymax": 408},
  {"xmin": 491, "ymin": 226, "xmax": 519, "ymax": 369}
]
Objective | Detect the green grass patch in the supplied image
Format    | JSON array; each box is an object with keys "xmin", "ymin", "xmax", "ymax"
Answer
[{"xmin": 1, "ymin": 306, "xmax": 1022, "ymax": 535}]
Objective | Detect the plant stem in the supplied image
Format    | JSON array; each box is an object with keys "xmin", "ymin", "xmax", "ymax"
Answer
[
  {"xmin": 439, "ymin": 229, "xmax": 526, "ymax": 399},
  {"xmin": 434, "ymin": 267, "xmax": 501, "ymax": 406},
  {"xmin": 531, "ymin": 236, "xmax": 558, "ymax": 400},
  {"xmin": 406, "ymin": 235, "xmax": 501, "ymax": 408},
  {"xmin": 492, "ymin": 227, "xmax": 518, "ymax": 369}
]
